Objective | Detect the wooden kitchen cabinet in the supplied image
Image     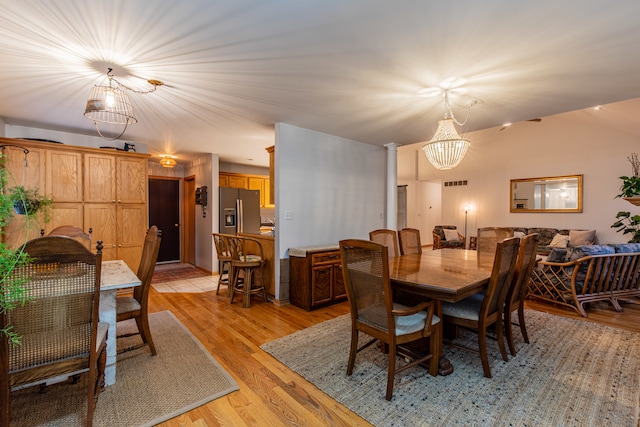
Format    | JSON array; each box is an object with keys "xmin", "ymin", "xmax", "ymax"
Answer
[
  {"xmin": 46, "ymin": 150, "xmax": 83, "ymax": 203},
  {"xmin": 220, "ymin": 171, "xmax": 271, "ymax": 207},
  {"xmin": 289, "ymin": 246, "xmax": 346, "ymax": 310}
]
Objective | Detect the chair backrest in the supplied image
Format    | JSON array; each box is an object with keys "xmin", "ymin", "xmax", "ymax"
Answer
[
  {"xmin": 228, "ymin": 235, "xmax": 264, "ymax": 263},
  {"xmin": 477, "ymin": 227, "xmax": 513, "ymax": 256},
  {"xmin": 340, "ymin": 239, "xmax": 393, "ymax": 334},
  {"xmin": 481, "ymin": 237, "xmax": 520, "ymax": 320},
  {"xmin": 369, "ymin": 229, "xmax": 399, "ymax": 258},
  {"xmin": 398, "ymin": 228, "xmax": 422, "ymax": 255},
  {"xmin": 134, "ymin": 226, "xmax": 162, "ymax": 305},
  {"xmin": 507, "ymin": 233, "xmax": 540, "ymax": 308},
  {"xmin": 213, "ymin": 233, "xmax": 233, "ymax": 261},
  {"xmin": 47, "ymin": 225, "xmax": 92, "ymax": 250},
  {"xmin": 1, "ymin": 236, "xmax": 102, "ymax": 387}
]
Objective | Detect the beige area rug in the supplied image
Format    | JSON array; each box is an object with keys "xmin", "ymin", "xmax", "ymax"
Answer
[
  {"xmin": 10, "ymin": 310, "xmax": 239, "ymax": 427},
  {"xmin": 261, "ymin": 310, "xmax": 640, "ymax": 427}
]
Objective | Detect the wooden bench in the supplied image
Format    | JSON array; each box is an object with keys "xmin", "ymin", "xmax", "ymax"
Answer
[{"xmin": 528, "ymin": 252, "xmax": 640, "ymax": 317}]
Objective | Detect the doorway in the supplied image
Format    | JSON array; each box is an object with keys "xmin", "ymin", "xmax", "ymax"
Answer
[{"xmin": 149, "ymin": 178, "xmax": 181, "ymax": 263}]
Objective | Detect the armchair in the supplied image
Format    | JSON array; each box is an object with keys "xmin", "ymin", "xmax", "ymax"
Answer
[{"xmin": 432, "ymin": 225, "xmax": 465, "ymax": 250}]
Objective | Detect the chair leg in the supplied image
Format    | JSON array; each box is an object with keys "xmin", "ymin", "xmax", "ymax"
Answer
[
  {"xmin": 495, "ymin": 318, "xmax": 508, "ymax": 362},
  {"xmin": 135, "ymin": 312, "xmax": 157, "ymax": 356},
  {"xmin": 386, "ymin": 343, "xmax": 397, "ymax": 400},
  {"xmin": 346, "ymin": 328, "xmax": 358, "ymax": 376},
  {"xmin": 243, "ymin": 268, "xmax": 252, "ymax": 308},
  {"xmin": 505, "ymin": 309, "xmax": 517, "ymax": 356},
  {"xmin": 518, "ymin": 303, "xmax": 529, "ymax": 344},
  {"xmin": 478, "ymin": 328, "xmax": 492, "ymax": 378}
]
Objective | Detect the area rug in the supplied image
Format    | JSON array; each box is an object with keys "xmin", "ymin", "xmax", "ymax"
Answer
[
  {"xmin": 151, "ymin": 265, "xmax": 208, "ymax": 284},
  {"xmin": 10, "ymin": 310, "xmax": 239, "ymax": 427},
  {"xmin": 261, "ymin": 310, "xmax": 640, "ymax": 427}
]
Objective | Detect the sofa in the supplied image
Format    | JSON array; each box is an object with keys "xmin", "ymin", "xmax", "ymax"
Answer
[
  {"xmin": 477, "ymin": 227, "xmax": 598, "ymax": 255},
  {"xmin": 528, "ymin": 243, "xmax": 640, "ymax": 317},
  {"xmin": 432, "ymin": 225, "xmax": 465, "ymax": 249}
]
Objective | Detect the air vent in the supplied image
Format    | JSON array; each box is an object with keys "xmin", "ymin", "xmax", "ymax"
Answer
[{"xmin": 443, "ymin": 180, "xmax": 468, "ymax": 187}]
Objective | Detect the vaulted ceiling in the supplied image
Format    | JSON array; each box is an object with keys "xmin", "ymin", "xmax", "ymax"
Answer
[{"xmin": 1, "ymin": 1, "xmax": 639, "ymax": 167}]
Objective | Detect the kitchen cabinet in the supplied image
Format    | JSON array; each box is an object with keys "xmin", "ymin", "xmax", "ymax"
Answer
[
  {"xmin": 219, "ymin": 171, "xmax": 271, "ymax": 207},
  {"xmin": 289, "ymin": 246, "xmax": 346, "ymax": 310}
]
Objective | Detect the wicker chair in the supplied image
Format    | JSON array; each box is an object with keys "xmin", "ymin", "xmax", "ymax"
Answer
[
  {"xmin": 0, "ymin": 236, "xmax": 107, "ymax": 427},
  {"xmin": 476, "ymin": 227, "xmax": 513, "ymax": 256},
  {"xmin": 339, "ymin": 239, "xmax": 440, "ymax": 400},
  {"xmin": 504, "ymin": 233, "xmax": 539, "ymax": 356},
  {"xmin": 229, "ymin": 235, "xmax": 268, "ymax": 308},
  {"xmin": 116, "ymin": 226, "xmax": 161, "ymax": 355},
  {"xmin": 398, "ymin": 228, "xmax": 422, "ymax": 255},
  {"xmin": 432, "ymin": 225, "xmax": 465, "ymax": 250},
  {"xmin": 369, "ymin": 229, "xmax": 400, "ymax": 257},
  {"xmin": 441, "ymin": 237, "xmax": 520, "ymax": 378}
]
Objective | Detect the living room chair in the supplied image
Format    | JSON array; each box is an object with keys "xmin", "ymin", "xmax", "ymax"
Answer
[
  {"xmin": 0, "ymin": 236, "xmax": 108, "ymax": 427},
  {"xmin": 45, "ymin": 225, "xmax": 93, "ymax": 250},
  {"xmin": 441, "ymin": 237, "xmax": 520, "ymax": 378},
  {"xmin": 229, "ymin": 235, "xmax": 268, "ymax": 308},
  {"xmin": 432, "ymin": 225, "xmax": 465, "ymax": 250},
  {"xmin": 369, "ymin": 229, "xmax": 400, "ymax": 257},
  {"xmin": 398, "ymin": 228, "xmax": 423, "ymax": 255},
  {"xmin": 116, "ymin": 226, "xmax": 162, "ymax": 355},
  {"xmin": 213, "ymin": 233, "xmax": 234, "ymax": 297},
  {"xmin": 339, "ymin": 239, "xmax": 440, "ymax": 400},
  {"xmin": 504, "ymin": 233, "xmax": 539, "ymax": 356}
]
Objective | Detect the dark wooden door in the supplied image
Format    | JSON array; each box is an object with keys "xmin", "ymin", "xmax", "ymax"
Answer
[{"xmin": 149, "ymin": 178, "xmax": 180, "ymax": 263}]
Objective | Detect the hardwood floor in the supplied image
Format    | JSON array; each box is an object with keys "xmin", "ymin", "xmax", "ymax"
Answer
[{"xmin": 148, "ymin": 282, "xmax": 640, "ymax": 426}]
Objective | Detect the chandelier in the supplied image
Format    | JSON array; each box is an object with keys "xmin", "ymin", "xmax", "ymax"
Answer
[
  {"xmin": 422, "ymin": 90, "xmax": 473, "ymax": 170},
  {"xmin": 84, "ymin": 68, "xmax": 163, "ymax": 140},
  {"xmin": 159, "ymin": 155, "xmax": 177, "ymax": 168}
]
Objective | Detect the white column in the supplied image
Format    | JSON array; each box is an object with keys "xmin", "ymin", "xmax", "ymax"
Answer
[{"xmin": 384, "ymin": 143, "xmax": 400, "ymax": 230}]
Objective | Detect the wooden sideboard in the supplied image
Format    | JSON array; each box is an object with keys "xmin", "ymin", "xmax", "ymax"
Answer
[{"xmin": 289, "ymin": 245, "xmax": 346, "ymax": 311}]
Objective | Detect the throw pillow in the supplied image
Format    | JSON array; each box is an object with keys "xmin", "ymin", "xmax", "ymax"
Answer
[
  {"xmin": 514, "ymin": 231, "xmax": 526, "ymax": 239},
  {"xmin": 546, "ymin": 248, "xmax": 568, "ymax": 263},
  {"xmin": 549, "ymin": 233, "xmax": 570, "ymax": 248},
  {"xmin": 569, "ymin": 229, "xmax": 597, "ymax": 246},
  {"xmin": 443, "ymin": 229, "xmax": 460, "ymax": 242}
]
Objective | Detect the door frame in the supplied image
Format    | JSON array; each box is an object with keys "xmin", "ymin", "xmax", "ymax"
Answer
[{"xmin": 184, "ymin": 175, "xmax": 196, "ymax": 265}]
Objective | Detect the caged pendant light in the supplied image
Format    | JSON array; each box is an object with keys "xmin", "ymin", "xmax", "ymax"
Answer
[{"xmin": 422, "ymin": 90, "xmax": 473, "ymax": 170}]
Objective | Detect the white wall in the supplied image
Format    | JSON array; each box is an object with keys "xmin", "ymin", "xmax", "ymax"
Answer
[
  {"xmin": 275, "ymin": 123, "xmax": 387, "ymax": 299},
  {"xmin": 398, "ymin": 100, "xmax": 640, "ymax": 245}
]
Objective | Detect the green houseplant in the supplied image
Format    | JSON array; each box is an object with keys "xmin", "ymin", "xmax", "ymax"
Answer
[
  {"xmin": 611, "ymin": 211, "xmax": 640, "ymax": 243},
  {"xmin": 8, "ymin": 185, "xmax": 53, "ymax": 222},
  {"xmin": 615, "ymin": 153, "xmax": 640, "ymax": 202}
]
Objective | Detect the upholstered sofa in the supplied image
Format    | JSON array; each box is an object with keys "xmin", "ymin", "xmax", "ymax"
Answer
[
  {"xmin": 432, "ymin": 225, "xmax": 465, "ymax": 249},
  {"xmin": 478, "ymin": 227, "xmax": 598, "ymax": 254},
  {"xmin": 528, "ymin": 243, "xmax": 640, "ymax": 316}
]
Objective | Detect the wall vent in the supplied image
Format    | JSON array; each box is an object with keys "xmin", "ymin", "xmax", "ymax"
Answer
[{"xmin": 443, "ymin": 180, "xmax": 468, "ymax": 187}]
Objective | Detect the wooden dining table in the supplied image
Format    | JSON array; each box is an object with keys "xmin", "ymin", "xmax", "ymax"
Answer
[
  {"xmin": 389, "ymin": 249, "xmax": 494, "ymax": 374},
  {"xmin": 100, "ymin": 260, "xmax": 141, "ymax": 386}
]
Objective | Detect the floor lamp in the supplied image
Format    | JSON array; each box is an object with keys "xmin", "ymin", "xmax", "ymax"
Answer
[{"xmin": 464, "ymin": 206, "xmax": 470, "ymax": 249}]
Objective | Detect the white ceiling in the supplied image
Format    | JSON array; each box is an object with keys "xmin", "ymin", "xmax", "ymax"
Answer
[{"xmin": 1, "ymin": 0, "xmax": 639, "ymax": 167}]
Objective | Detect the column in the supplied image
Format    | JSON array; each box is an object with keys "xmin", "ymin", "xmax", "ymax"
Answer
[{"xmin": 384, "ymin": 143, "xmax": 400, "ymax": 230}]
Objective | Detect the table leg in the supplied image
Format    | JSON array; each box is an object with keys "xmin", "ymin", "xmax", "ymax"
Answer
[{"xmin": 99, "ymin": 289, "xmax": 117, "ymax": 386}]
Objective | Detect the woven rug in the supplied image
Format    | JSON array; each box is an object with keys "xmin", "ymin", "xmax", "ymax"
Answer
[
  {"xmin": 261, "ymin": 310, "xmax": 640, "ymax": 427},
  {"xmin": 10, "ymin": 310, "xmax": 239, "ymax": 426},
  {"xmin": 151, "ymin": 265, "xmax": 208, "ymax": 284}
]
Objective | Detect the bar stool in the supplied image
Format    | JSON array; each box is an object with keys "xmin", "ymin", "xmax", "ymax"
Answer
[
  {"xmin": 228, "ymin": 236, "xmax": 267, "ymax": 308},
  {"xmin": 213, "ymin": 233, "xmax": 234, "ymax": 297}
]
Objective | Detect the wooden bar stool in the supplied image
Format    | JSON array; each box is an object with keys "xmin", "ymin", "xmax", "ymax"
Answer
[
  {"xmin": 228, "ymin": 236, "xmax": 267, "ymax": 308},
  {"xmin": 213, "ymin": 233, "xmax": 234, "ymax": 297}
]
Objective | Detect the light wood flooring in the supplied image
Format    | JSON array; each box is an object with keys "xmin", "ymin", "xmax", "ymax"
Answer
[{"xmin": 148, "ymin": 278, "xmax": 640, "ymax": 427}]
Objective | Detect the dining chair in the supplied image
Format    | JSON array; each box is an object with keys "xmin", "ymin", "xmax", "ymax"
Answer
[
  {"xmin": 116, "ymin": 225, "xmax": 161, "ymax": 355},
  {"xmin": 441, "ymin": 236, "xmax": 520, "ymax": 378},
  {"xmin": 398, "ymin": 228, "xmax": 422, "ymax": 255},
  {"xmin": 46, "ymin": 225, "xmax": 93, "ymax": 250},
  {"xmin": 369, "ymin": 229, "xmax": 400, "ymax": 257},
  {"xmin": 504, "ymin": 233, "xmax": 539, "ymax": 356},
  {"xmin": 0, "ymin": 236, "xmax": 108, "ymax": 427},
  {"xmin": 339, "ymin": 239, "xmax": 440, "ymax": 401},
  {"xmin": 432, "ymin": 225, "xmax": 465, "ymax": 250},
  {"xmin": 229, "ymin": 235, "xmax": 268, "ymax": 308},
  {"xmin": 476, "ymin": 227, "xmax": 513, "ymax": 256},
  {"xmin": 213, "ymin": 233, "xmax": 234, "ymax": 297}
]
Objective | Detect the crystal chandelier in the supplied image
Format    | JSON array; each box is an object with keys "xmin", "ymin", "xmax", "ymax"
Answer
[
  {"xmin": 422, "ymin": 90, "xmax": 472, "ymax": 170},
  {"xmin": 84, "ymin": 68, "xmax": 163, "ymax": 140}
]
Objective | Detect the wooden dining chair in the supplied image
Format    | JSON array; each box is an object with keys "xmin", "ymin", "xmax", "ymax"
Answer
[
  {"xmin": 228, "ymin": 235, "xmax": 268, "ymax": 308},
  {"xmin": 476, "ymin": 227, "xmax": 513, "ymax": 257},
  {"xmin": 0, "ymin": 236, "xmax": 107, "ymax": 427},
  {"xmin": 46, "ymin": 225, "xmax": 93, "ymax": 250},
  {"xmin": 441, "ymin": 237, "xmax": 520, "ymax": 378},
  {"xmin": 339, "ymin": 239, "xmax": 440, "ymax": 400},
  {"xmin": 398, "ymin": 228, "xmax": 422, "ymax": 255},
  {"xmin": 116, "ymin": 226, "xmax": 161, "ymax": 355},
  {"xmin": 369, "ymin": 229, "xmax": 400, "ymax": 257},
  {"xmin": 213, "ymin": 233, "xmax": 234, "ymax": 297},
  {"xmin": 504, "ymin": 233, "xmax": 539, "ymax": 356}
]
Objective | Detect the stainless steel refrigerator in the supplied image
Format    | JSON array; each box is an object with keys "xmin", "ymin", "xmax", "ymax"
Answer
[{"xmin": 219, "ymin": 188, "xmax": 261, "ymax": 234}]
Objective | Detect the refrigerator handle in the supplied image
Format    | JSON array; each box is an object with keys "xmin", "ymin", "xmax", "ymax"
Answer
[{"xmin": 237, "ymin": 199, "xmax": 244, "ymax": 233}]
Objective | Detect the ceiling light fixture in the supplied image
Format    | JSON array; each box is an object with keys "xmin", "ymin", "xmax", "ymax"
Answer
[
  {"xmin": 159, "ymin": 155, "xmax": 177, "ymax": 168},
  {"xmin": 84, "ymin": 68, "xmax": 163, "ymax": 140},
  {"xmin": 422, "ymin": 90, "xmax": 474, "ymax": 170}
]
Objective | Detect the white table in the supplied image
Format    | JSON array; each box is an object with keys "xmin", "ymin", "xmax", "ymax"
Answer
[{"xmin": 100, "ymin": 260, "xmax": 141, "ymax": 386}]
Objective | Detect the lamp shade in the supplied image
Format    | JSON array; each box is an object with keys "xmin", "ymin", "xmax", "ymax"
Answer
[
  {"xmin": 159, "ymin": 156, "xmax": 177, "ymax": 168},
  {"xmin": 84, "ymin": 84, "xmax": 137, "ymax": 125},
  {"xmin": 422, "ymin": 118, "xmax": 470, "ymax": 170}
]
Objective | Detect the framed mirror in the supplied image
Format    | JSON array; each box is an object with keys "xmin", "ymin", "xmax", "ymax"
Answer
[{"xmin": 510, "ymin": 174, "xmax": 583, "ymax": 213}]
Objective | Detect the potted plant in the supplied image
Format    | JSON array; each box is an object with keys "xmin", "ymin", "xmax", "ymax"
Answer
[
  {"xmin": 8, "ymin": 185, "xmax": 53, "ymax": 222},
  {"xmin": 616, "ymin": 153, "xmax": 640, "ymax": 205},
  {"xmin": 611, "ymin": 211, "xmax": 640, "ymax": 243}
]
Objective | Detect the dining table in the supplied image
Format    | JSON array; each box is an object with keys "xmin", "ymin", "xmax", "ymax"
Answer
[
  {"xmin": 100, "ymin": 260, "xmax": 141, "ymax": 386},
  {"xmin": 389, "ymin": 248, "xmax": 494, "ymax": 375}
]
